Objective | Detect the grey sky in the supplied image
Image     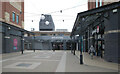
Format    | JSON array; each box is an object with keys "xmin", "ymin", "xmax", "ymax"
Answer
[{"xmin": 24, "ymin": 0, "xmax": 88, "ymax": 32}]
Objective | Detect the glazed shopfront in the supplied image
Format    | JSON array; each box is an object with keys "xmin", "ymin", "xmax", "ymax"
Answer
[
  {"xmin": 71, "ymin": 2, "xmax": 120, "ymax": 63},
  {"xmin": 24, "ymin": 36, "xmax": 71, "ymax": 50}
]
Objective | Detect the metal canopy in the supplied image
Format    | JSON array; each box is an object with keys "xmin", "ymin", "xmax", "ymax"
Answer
[
  {"xmin": 73, "ymin": 13, "xmax": 102, "ymax": 36},
  {"xmin": 1, "ymin": 22, "xmax": 34, "ymax": 35},
  {"xmin": 26, "ymin": 36, "xmax": 71, "ymax": 43},
  {"xmin": 71, "ymin": 2, "xmax": 120, "ymax": 37}
]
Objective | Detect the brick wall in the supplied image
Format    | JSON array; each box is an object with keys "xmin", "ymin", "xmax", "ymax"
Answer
[
  {"xmin": 0, "ymin": 1, "xmax": 24, "ymax": 28},
  {"xmin": 88, "ymin": 0, "xmax": 106, "ymax": 10},
  {"xmin": 88, "ymin": 1, "xmax": 96, "ymax": 10}
]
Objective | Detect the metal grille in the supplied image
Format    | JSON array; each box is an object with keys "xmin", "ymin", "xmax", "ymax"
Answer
[{"xmin": 16, "ymin": 63, "xmax": 32, "ymax": 67}]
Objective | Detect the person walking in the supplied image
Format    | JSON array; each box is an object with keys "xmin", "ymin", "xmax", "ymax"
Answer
[
  {"xmin": 53, "ymin": 44, "xmax": 55, "ymax": 52},
  {"xmin": 89, "ymin": 45, "xmax": 95, "ymax": 59}
]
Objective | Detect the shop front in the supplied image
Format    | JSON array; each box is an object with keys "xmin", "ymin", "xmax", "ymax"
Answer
[
  {"xmin": 92, "ymin": 25, "xmax": 105, "ymax": 58},
  {"xmin": 71, "ymin": 2, "xmax": 120, "ymax": 63},
  {"xmin": 25, "ymin": 36, "xmax": 71, "ymax": 50},
  {"xmin": 1, "ymin": 22, "xmax": 33, "ymax": 53}
]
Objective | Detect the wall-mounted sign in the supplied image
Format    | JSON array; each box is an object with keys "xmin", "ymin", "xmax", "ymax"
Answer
[
  {"xmin": 97, "ymin": 26, "xmax": 99, "ymax": 33},
  {"xmin": 52, "ymin": 37, "xmax": 63, "ymax": 39},
  {"xmin": 13, "ymin": 39, "xmax": 18, "ymax": 50}
]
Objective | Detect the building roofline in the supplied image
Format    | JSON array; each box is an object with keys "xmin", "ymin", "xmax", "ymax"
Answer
[
  {"xmin": 1, "ymin": 21, "xmax": 34, "ymax": 34},
  {"xmin": 71, "ymin": 2, "xmax": 120, "ymax": 37},
  {"xmin": 78, "ymin": 1, "xmax": 120, "ymax": 17},
  {"xmin": 31, "ymin": 31, "xmax": 71, "ymax": 33}
]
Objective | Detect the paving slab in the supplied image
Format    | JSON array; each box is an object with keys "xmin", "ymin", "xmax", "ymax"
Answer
[{"xmin": 0, "ymin": 50, "xmax": 119, "ymax": 72}]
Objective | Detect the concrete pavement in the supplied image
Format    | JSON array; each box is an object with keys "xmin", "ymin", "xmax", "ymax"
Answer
[
  {"xmin": 66, "ymin": 51, "xmax": 118, "ymax": 72},
  {"xmin": 0, "ymin": 50, "xmax": 119, "ymax": 72},
  {"xmin": 75, "ymin": 50, "xmax": 118, "ymax": 71}
]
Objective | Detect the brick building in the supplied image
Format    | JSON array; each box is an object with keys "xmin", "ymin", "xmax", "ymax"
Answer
[
  {"xmin": 0, "ymin": 1, "xmax": 32, "ymax": 53},
  {"xmin": 0, "ymin": 2, "xmax": 24, "ymax": 28},
  {"xmin": 88, "ymin": 0, "xmax": 119, "ymax": 10}
]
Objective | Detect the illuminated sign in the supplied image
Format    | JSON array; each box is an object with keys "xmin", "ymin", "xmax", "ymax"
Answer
[
  {"xmin": 13, "ymin": 39, "xmax": 18, "ymax": 50},
  {"xmin": 97, "ymin": 26, "xmax": 99, "ymax": 33},
  {"xmin": 52, "ymin": 37, "xmax": 63, "ymax": 39}
]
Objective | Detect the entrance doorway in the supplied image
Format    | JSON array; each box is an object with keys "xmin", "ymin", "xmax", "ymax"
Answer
[{"xmin": 52, "ymin": 42, "xmax": 63, "ymax": 50}]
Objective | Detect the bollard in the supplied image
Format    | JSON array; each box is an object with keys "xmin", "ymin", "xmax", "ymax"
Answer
[
  {"xmin": 53, "ymin": 49, "xmax": 55, "ymax": 52},
  {"xmin": 80, "ymin": 54, "xmax": 83, "ymax": 64},
  {"xmin": 73, "ymin": 49, "xmax": 75, "ymax": 55},
  {"xmin": 21, "ymin": 50, "xmax": 23, "ymax": 54}
]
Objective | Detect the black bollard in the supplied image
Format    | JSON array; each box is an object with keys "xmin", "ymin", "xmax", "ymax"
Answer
[
  {"xmin": 73, "ymin": 49, "xmax": 75, "ymax": 55},
  {"xmin": 80, "ymin": 54, "xmax": 83, "ymax": 64},
  {"xmin": 21, "ymin": 50, "xmax": 23, "ymax": 54},
  {"xmin": 53, "ymin": 49, "xmax": 55, "ymax": 52}
]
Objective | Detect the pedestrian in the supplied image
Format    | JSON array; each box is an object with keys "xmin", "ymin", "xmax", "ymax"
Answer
[
  {"xmin": 53, "ymin": 44, "xmax": 55, "ymax": 52},
  {"xmin": 89, "ymin": 45, "xmax": 95, "ymax": 59}
]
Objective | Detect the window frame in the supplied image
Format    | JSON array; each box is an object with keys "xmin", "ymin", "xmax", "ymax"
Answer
[
  {"xmin": 16, "ymin": 14, "xmax": 19, "ymax": 24},
  {"xmin": 96, "ymin": 0, "xmax": 98, "ymax": 8},
  {"xmin": 12, "ymin": 12, "xmax": 15, "ymax": 22},
  {"xmin": 99, "ymin": 0, "xmax": 102, "ymax": 7}
]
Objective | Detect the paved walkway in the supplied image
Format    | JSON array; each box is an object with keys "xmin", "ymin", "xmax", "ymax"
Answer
[
  {"xmin": 0, "ymin": 50, "xmax": 119, "ymax": 73},
  {"xmin": 75, "ymin": 50, "xmax": 118, "ymax": 71}
]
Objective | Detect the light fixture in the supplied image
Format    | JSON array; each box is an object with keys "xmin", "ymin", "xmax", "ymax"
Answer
[
  {"xmin": 20, "ymin": 11, "xmax": 22, "ymax": 14},
  {"xmin": 8, "ymin": 27, "xmax": 11, "ymax": 30},
  {"xmin": 113, "ymin": 9, "xmax": 117, "ymax": 13},
  {"xmin": 22, "ymin": 38, "xmax": 25, "ymax": 41},
  {"xmin": 75, "ymin": 34, "xmax": 79, "ymax": 37},
  {"xmin": 82, "ymin": 18, "xmax": 85, "ymax": 21},
  {"xmin": 41, "ymin": 14, "xmax": 45, "ymax": 20},
  {"xmin": 4, "ymin": 36, "xmax": 10, "ymax": 39},
  {"xmin": 60, "ymin": 10, "xmax": 62, "ymax": 13}
]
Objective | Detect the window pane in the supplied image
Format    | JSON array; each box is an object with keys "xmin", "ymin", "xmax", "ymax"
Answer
[
  {"xmin": 16, "ymin": 15, "xmax": 19, "ymax": 24},
  {"xmin": 12, "ymin": 12, "xmax": 15, "ymax": 22},
  {"xmin": 96, "ymin": 0, "xmax": 98, "ymax": 8},
  {"xmin": 100, "ymin": 0, "xmax": 102, "ymax": 6}
]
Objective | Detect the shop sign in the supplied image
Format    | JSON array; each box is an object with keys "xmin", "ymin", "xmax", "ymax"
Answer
[
  {"xmin": 97, "ymin": 26, "xmax": 99, "ymax": 33},
  {"xmin": 52, "ymin": 37, "xmax": 63, "ymax": 39},
  {"xmin": 13, "ymin": 38, "xmax": 18, "ymax": 50}
]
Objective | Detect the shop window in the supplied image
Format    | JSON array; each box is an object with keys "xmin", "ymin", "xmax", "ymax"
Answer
[
  {"xmin": 16, "ymin": 15, "xmax": 19, "ymax": 24},
  {"xmin": 96, "ymin": 0, "xmax": 98, "ymax": 8},
  {"xmin": 12, "ymin": 12, "xmax": 15, "ymax": 22},
  {"xmin": 99, "ymin": 0, "xmax": 102, "ymax": 6}
]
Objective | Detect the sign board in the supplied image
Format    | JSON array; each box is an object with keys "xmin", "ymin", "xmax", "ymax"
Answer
[
  {"xmin": 97, "ymin": 26, "xmax": 99, "ymax": 33},
  {"xmin": 52, "ymin": 37, "xmax": 63, "ymax": 39},
  {"xmin": 13, "ymin": 39, "xmax": 18, "ymax": 50}
]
